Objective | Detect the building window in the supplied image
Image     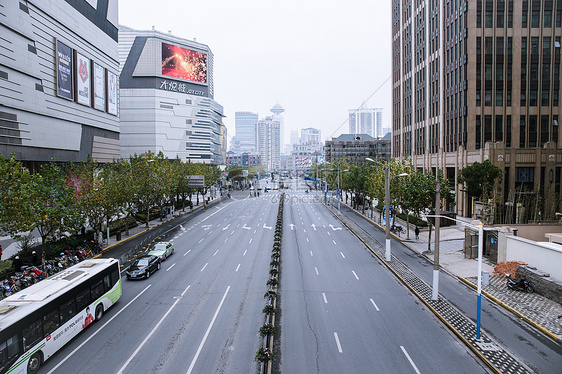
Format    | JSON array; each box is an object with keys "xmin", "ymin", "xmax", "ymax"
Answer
[
  {"xmin": 530, "ymin": 89, "xmax": 538, "ymax": 106},
  {"xmin": 545, "ymin": 10, "xmax": 552, "ymax": 28},
  {"xmin": 522, "ymin": 2, "xmax": 528, "ymax": 28},
  {"xmin": 531, "ymin": 37, "xmax": 539, "ymax": 54},
  {"xmin": 541, "ymin": 115, "xmax": 549, "ymax": 146},
  {"xmin": 484, "ymin": 115, "xmax": 492, "ymax": 143},
  {"xmin": 485, "ymin": 89, "xmax": 492, "ymax": 106},
  {"xmin": 531, "ymin": 9, "xmax": 540, "ymax": 28},
  {"xmin": 557, "ymin": 10, "xmax": 562, "ymax": 27},
  {"xmin": 476, "ymin": 115, "xmax": 481, "ymax": 149},
  {"xmin": 554, "ymin": 115, "xmax": 559, "ymax": 143},
  {"xmin": 496, "ymin": 89, "xmax": 503, "ymax": 106},
  {"xmin": 521, "ymin": 37, "xmax": 527, "ymax": 55},
  {"xmin": 485, "ymin": 9, "xmax": 493, "ymax": 28},
  {"xmin": 543, "ymin": 37, "xmax": 551, "ymax": 55},
  {"xmin": 497, "ymin": 8, "xmax": 504, "ymax": 28},
  {"xmin": 496, "ymin": 115, "xmax": 503, "ymax": 142},
  {"xmin": 476, "ymin": 88, "xmax": 481, "ymax": 106},
  {"xmin": 530, "ymin": 63, "xmax": 538, "ymax": 81},
  {"xmin": 507, "ymin": 1, "xmax": 513, "ymax": 27},
  {"xmin": 507, "ymin": 89, "xmax": 512, "ymax": 106},
  {"xmin": 529, "ymin": 115, "xmax": 537, "ymax": 147},
  {"xmin": 520, "ymin": 116, "xmax": 526, "ymax": 148},
  {"xmin": 542, "ymin": 89, "xmax": 550, "ymax": 106},
  {"xmin": 506, "ymin": 115, "xmax": 512, "ymax": 147},
  {"xmin": 477, "ymin": 1, "xmax": 482, "ymax": 27}
]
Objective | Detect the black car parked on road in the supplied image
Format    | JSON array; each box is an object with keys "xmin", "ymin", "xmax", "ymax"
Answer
[{"xmin": 125, "ymin": 255, "xmax": 161, "ymax": 280}]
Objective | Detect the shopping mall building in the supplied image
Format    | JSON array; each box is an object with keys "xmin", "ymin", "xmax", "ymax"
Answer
[
  {"xmin": 0, "ymin": 0, "xmax": 120, "ymax": 169},
  {"xmin": 118, "ymin": 26, "xmax": 226, "ymax": 164}
]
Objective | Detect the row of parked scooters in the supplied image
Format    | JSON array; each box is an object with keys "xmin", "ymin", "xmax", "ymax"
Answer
[{"xmin": 1, "ymin": 246, "xmax": 98, "ymax": 299}]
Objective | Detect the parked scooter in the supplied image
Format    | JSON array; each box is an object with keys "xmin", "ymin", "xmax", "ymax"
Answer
[{"xmin": 506, "ymin": 273, "xmax": 534, "ymax": 293}]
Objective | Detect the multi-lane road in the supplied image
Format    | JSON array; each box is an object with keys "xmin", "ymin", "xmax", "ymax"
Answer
[{"xmin": 38, "ymin": 178, "xmax": 559, "ymax": 373}]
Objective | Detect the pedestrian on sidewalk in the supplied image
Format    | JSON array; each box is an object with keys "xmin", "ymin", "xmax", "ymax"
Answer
[{"xmin": 414, "ymin": 226, "xmax": 420, "ymax": 240}]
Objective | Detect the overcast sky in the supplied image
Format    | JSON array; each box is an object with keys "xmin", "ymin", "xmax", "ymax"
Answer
[{"xmin": 119, "ymin": 0, "xmax": 392, "ymax": 146}]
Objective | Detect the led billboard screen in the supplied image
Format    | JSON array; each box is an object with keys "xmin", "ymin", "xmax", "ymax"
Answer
[
  {"xmin": 107, "ymin": 70, "xmax": 117, "ymax": 115},
  {"xmin": 162, "ymin": 43, "xmax": 207, "ymax": 84}
]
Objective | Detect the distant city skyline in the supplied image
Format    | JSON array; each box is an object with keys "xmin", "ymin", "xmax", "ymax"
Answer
[{"xmin": 119, "ymin": 0, "xmax": 392, "ymax": 149}]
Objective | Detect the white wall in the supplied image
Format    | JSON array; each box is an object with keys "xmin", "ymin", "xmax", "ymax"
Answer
[{"xmin": 506, "ymin": 235, "xmax": 562, "ymax": 282}]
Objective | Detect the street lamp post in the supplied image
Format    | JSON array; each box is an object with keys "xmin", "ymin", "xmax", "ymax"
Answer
[
  {"xmin": 432, "ymin": 180, "xmax": 441, "ymax": 300},
  {"xmin": 427, "ymin": 213, "xmax": 485, "ymax": 340}
]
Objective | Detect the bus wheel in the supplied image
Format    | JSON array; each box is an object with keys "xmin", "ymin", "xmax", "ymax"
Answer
[
  {"xmin": 27, "ymin": 352, "xmax": 41, "ymax": 374},
  {"xmin": 95, "ymin": 305, "xmax": 104, "ymax": 321}
]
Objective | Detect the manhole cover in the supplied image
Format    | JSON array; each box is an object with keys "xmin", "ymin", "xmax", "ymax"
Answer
[{"xmin": 476, "ymin": 342, "xmax": 500, "ymax": 351}]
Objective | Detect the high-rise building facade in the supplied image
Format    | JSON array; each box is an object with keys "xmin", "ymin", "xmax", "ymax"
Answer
[
  {"xmin": 349, "ymin": 106, "xmax": 384, "ymax": 138},
  {"xmin": 393, "ymin": 0, "xmax": 562, "ymax": 219},
  {"xmin": 256, "ymin": 116, "xmax": 281, "ymax": 171},
  {"xmin": 119, "ymin": 27, "xmax": 226, "ymax": 164},
  {"xmin": 234, "ymin": 112, "xmax": 258, "ymax": 152},
  {"xmin": 1, "ymin": 0, "xmax": 120, "ymax": 168},
  {"xmin": 301, "ymin": 128, "xmax": 322, "ymax": 145}
]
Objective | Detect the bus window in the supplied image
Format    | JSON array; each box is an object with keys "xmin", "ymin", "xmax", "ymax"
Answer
[
  {"xmin": 76, "ymin": 288, "xmax": 91, "ymax": 311},
  {"xmin": 103, "ymin": 274, "xmax": 112, "ymax": 291},
  {"xmin": 23, "ymin": 320, "xmax": 43, "ymax": 351},
  {"xmin": 91, "ymin": 280, "xmax": 104, "ymax": 301},
  {"xmin": 0, "ymin": 334, "xmax": 21, "ymax": 368},
  {"xmin": 111, "ymin": 270, "xmax": 119, "ymax": 286},
  {"xmin": 60, "ymin": 299, "xmax": 77, "ymax": 325},
  {"xmin": 43, "ymin": 309, "xmax": 59, "ymax": 336}
]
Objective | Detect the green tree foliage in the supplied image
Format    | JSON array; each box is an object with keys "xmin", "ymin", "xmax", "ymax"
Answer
[
  {"xmin": 0, "ymin": 154, "xmax": 35, "ymax": 236},
  {"xmin": 458, "ymin": 160, "xmax": 502, "ymax": 201}
]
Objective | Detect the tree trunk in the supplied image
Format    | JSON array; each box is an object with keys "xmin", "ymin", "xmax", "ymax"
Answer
[{"xmin": 146, "ymin": 206, "xmax": 150, "ymax": 228}]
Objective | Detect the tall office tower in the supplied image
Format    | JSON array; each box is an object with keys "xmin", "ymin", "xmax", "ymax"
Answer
[
  {"xmin": 234, "ymin": 112, "xmax": 259, "ymax": 152},
  {"xmin": 256, "ymin": 116, "xmax": 281, "ymax": 171},
  {"xmin": 1, "ymin": 1, "xmax": 120, "ymax": 167},
  {"xmin": 348, "ymin": 106, "xmax": 383, "ymax": 138},
  {"xmin": 270, "ymin": 103, "xmax": 285, "ymax": 150},
  {"xmin": 119, "ymin": 27, "xmax": 226, "ymax": 164},
  {"xmin": 393, "ymin": 0, "xmax": 562, "ymax": 219}
]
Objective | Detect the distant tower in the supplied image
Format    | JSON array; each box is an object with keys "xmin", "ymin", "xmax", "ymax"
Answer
[{"xmin": 270, "ymin": 103, "xmax": 285, "ymax": 150}]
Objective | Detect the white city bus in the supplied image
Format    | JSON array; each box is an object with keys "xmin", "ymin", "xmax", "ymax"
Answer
[{"xmin": 0, "ymin": 258, "xmax": 121, "ymax": 374}]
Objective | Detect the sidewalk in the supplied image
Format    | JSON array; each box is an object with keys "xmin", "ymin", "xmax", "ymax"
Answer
[
  {"xmin": 0, "ymin": 196, "xmax": 218, "ymax": 261},
  {"xmin": 330, "ymin": 197, "xmax": 562, "ymax": 341}
]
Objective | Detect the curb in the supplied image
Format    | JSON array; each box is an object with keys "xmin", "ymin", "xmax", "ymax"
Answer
[{"xmin": 459, "ymin": 277, "xmax": 560, "ymax": 342}]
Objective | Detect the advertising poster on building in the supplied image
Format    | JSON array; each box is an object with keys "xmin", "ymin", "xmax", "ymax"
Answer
[
  {"xmin": 107, "ymin": 70, "xmax": 117, "ymax": 115},
  {"xmin": 93, "ymin": 62, "xmax": 106, "ymax": 111},
  {"xmin": 161, "ymin": 43, "xmax": 207, "ymax": 84},
  {"xmin": 56, "ymin": 40, "xmax": 73, "ymax": 100},
  {"xmin": 75, "ymin": 52, "xmax": 91, "ymax": 106}
]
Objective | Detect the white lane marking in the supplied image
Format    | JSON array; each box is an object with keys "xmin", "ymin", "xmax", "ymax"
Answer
[
  {"xmin": 222, "ymin": 223, "xmax": 231, "ymax": 231},
  {"xmin": 243, "ymin": 250, "xmax": 247, "ymax": 256},
  {"xmin": 237, "ymin": 224, "xmax": 240, "ymax": 227},
  {"xmin": 201, "ymin": 263, "xmax": 208, "ymax": 272},
  {"xmin": 306, "ymin": 237, "xmax": 309, "ymax": 242},
  {"xmin": 322, "ymin": 293, "xmax": 328, "ymax": 303},
  {"xmin": 254, "ymin": 230, "xmax": 257, "ymax": 234},
  {"xmin": 334, "ymin": 332, "xmax": 343, "ymax": 353},
  {"xmin": 181, "ymin": 285, "xmax": 191, "ymax": 297},
  {"xmin": 186, "ymin": 286, "xmax": 231, "ymax": 374},
  {"xmin": 333, "ymin": 240, "xmax": 337, "ymax": 245},
  {"xmin": 166, "ymin": 263, "xmax": 176, "ymax": 271},
  {"xmin": 198, "ymin": 238, "xmax": 204, "ymax": 243},
  {"xmin": 224, "ymin": 237, "xmax": 229, "ymax": 243},
  {"xmin": 370, "ymin": 298, "xmax": 380, "ymax": 311},
  {"xmin": 352, "ymin": 271, "xmax": 359, "ymax": 280},
  {"xmin": 213, "ymin": 249, "xmax": 219, "ymax": 256},
  {"xmin": 327, "ymin": 232, "xmax": 331, "ymax": 236},
  {"xmin": 231, "ymin": 230, "xmax": 235, "ymax": 236},
  {"xmin": 48, "ymin": 285, "xmax": 152, "ymax": 374},
  {"xmin": 303, "ymin": 228, "xmax": 307, "ymax": 233},
  {"xmin": 184, "ymin": 249, "xmax": 191, "ymax": 257},
  {"xmin": 310, "ymin": 251, "xmax": 314, "ymax": 257},
  {"xmin": 315, "ymin": 267, "xmax": 319, "ymax": 275},
  {"xmin": 235, "ymin": 264, "xmax": 241, "ymax": 272},
  {"xmin": 340, "ymin": 252, "xmax": 345, "ymax": 259},
  {"xmin": 400, "ymin": 346, "xmax": 421, "ymax": 374},
  {"xmin": 249, "ymin": 238, "xmax": 253, "ymax": 244},
  {"xmin": 117, "ymin": 286, "xmax": 184, "ymax": 374}
]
